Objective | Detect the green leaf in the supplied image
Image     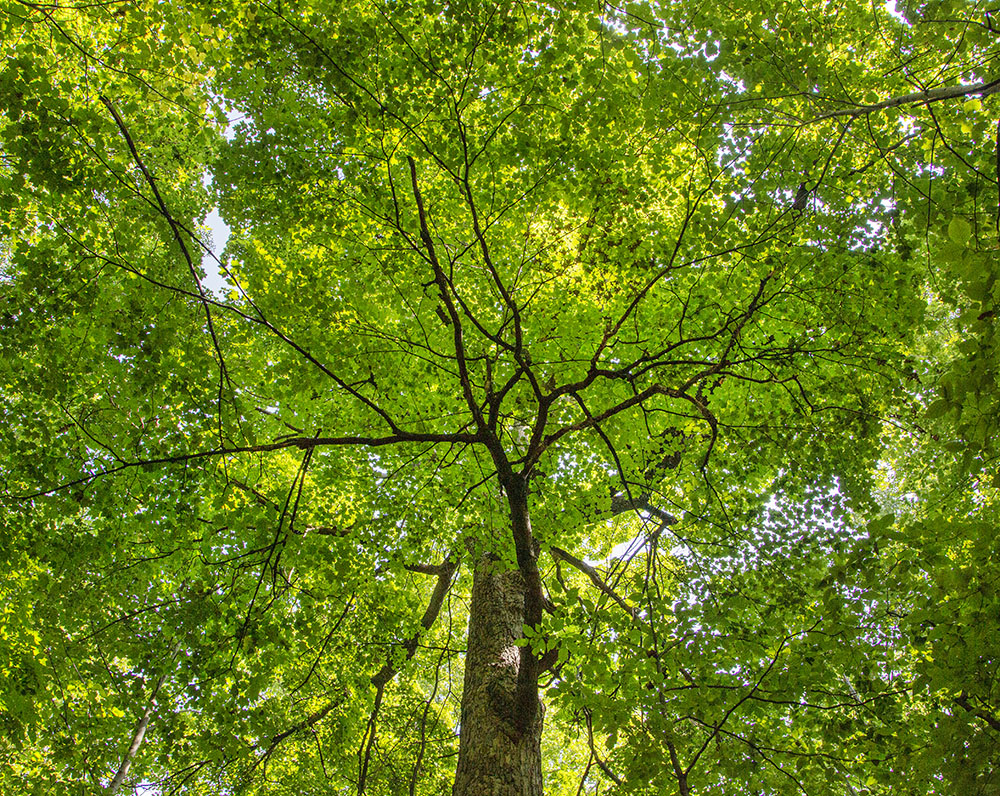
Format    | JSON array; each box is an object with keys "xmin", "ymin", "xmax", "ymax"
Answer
[{"xmin": 948, "ymin": 216, "xmax": 973, "ymax": 245}]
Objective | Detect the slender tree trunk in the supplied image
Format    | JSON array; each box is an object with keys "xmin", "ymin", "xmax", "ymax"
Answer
[
  {"xmin": 108, "ymin": 638, "xmax": 182, "ymax": 793},
  {"xmin": 452, "ymin": 556, "xmax": 544, "ymax": 796}
]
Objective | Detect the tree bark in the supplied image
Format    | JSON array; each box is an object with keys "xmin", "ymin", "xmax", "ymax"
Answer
[
  {"xmin": 108, "ymin": 638, "xmax": 182, "ymax": 794},
  {"xmin": 452, "ymin": 556, "xmax": 544, "ymax": 796}
]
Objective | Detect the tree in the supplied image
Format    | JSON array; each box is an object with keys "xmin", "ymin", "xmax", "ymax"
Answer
[{"xmin": 1, "ymin": 0, "xmax": 998, "ymax": 794}]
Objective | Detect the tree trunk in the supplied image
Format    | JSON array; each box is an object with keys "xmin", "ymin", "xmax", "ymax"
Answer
[
  {"xmin": 109, "ymin": 638, "xmax": 182, "ymax": 794},
  {"xmin": 452, "ymin": 556, "xmax": 544, "ymax": 796}
]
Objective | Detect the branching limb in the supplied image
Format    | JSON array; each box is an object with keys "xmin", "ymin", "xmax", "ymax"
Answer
[
  {"xmin": 358, "ymin": 684, "xmax": 385, "ymax": 796},
  {"xmin": 549, "ymin": 545, "xmax": 637, "ymax": 620},
  {"xmin": 583, "ymin": 707, "xmax": 623, "ymax": 786},
  {"xmin": 371, "ymin": 555, "xmax": 459, "ymax": 688},
  {"xmin": 99, "ymin": 96, "xmax": 233, "ymax": 431},
  {"xmin": 292, "ymin": 596, "xmax": 356, "ymax": 694},
  {"xmin": 408, "ymin": 644, "xmax": 449, "ymax": 796},
  {"xmin": 955, "ymin": 692, "xmax": 1000, "ymax": 733},
  {"xmin": 37, "ymin": 223, "xmax": 394, "ymax": 424},
  {"xmin": 805, "ymin": 78, "xmax": 1000, "ymax": 123},
  {"xmin": 233, "ymin": 443, "xmax": 315, "ymax": 664},
  {"xmin": 537, "ymin": 384, "xmax": 718, "ymax": 468},
  {"xmin": 408, "ymin": 156, "xmax": 487, "ymax": 432},
  {"xmin": 62, "ymin": 116, "xmax": 456, "ymax": 448},
  {"xmin": 108, "ymin": 638, "xmax": 183, "ymax": 794},
  {"xmin": 360, "ymin": 556, "xmax": 459, "ymax": 793},
  {"xmin": 12, "ymin": 432, "xmax": 479, "ymax": 500}
]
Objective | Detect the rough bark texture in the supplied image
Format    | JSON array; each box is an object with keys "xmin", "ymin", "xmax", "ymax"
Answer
[{"xmin": 452, "ymin": 557, "xmax": 544, "ymax": 796}]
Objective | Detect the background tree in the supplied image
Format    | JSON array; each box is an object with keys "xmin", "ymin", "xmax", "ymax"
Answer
[{"xmin": 1, "ymin": 0, "xmax": 998, "ymax": 794}]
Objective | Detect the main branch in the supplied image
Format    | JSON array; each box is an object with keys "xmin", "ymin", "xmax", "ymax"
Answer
[{"xmin": 806, "ymin": 78, "xmax": 1000, "ymax": 123}]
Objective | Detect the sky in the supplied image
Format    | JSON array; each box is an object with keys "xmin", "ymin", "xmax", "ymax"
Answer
[{"xmin": 201, "ymin": 195, "xmax": 231, "ymax": 295}]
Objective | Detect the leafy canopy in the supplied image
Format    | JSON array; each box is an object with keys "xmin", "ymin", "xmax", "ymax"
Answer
[{"xmin": 1, "ymin": 0, "xmax": 999, "ymax": 793}]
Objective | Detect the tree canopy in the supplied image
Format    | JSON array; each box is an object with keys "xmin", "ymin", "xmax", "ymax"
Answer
[{"xmin": 1, "ymin": 0, "xmax": 999, "ymax": 794}]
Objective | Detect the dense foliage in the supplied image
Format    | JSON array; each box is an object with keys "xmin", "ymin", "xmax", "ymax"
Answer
[{"xmin": 1, "ymin": 0, "xmax": 998, "ymax": 793}]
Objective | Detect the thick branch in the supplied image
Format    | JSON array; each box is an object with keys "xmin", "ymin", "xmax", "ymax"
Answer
[
  {"xmin": 458, "ymin": 156, "xmax": 524, "ymax": 360},
  {"xmin": 371, "ymin": 556, "xmax": 459, "ymax": 689},
  {"xmin": 108, "ymin": 639, "xmax": 182, "ymax": 794},
  {"xmin": 14, "ymin": 432, "xmax": 478, "ymax": 500},
  {"xmin": 666, "ymin": 737, "xmax": 690, "ymax": 796},
  {"xmin": 806, "ymin": 78, "xmax": 1000, "ymax": 123},
  {"xmin": 504, "ymin": 475, "xmax": 546, "ymax": 737},
  {"xmin": 610, "ymin": 492, "xmax": 678, "ymax": 526},
  {"xmin": 955, "ymin": 693, "xmax": 1000, "ymax": 734}
]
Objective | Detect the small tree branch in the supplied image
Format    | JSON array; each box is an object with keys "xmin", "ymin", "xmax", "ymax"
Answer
[
  {"xmin": 408, "ymin": 156, "xmax": 487, "ymax": 432},
  {"xmin": 252, "ymin": 700, "xmax": 340, "ymax": 778},
  {"xmin": 685, "ymin": 623, "xmax": 818, "ymax": 776},
  {"xmin": 99, "ymin": 95, "xmax": 232, "ymax": 423},
  {"xmin": 403, "ymin": 560, "xmax": 455, "ymax": 576},
  {"xmin": 358, "ymin": 683, "xmax": 385, "ymax": 796}
]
